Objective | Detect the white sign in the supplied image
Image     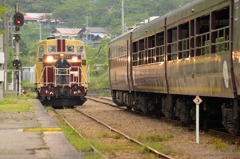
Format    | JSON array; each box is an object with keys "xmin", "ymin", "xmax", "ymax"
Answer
[{"xmin": 193, "ymin": 96, "xmax": 203, "ymax": 105}]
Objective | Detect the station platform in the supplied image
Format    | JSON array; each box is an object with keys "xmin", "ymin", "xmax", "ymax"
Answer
[{"xmin": 0, "ymin": 99, "xmax": 82, "ymax": 159}]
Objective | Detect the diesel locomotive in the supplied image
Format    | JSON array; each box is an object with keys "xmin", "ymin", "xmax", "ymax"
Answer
[
  {"xmin": 108, "ymin": 0, "xmax": 240, "ymax": 135},
  {"xmin": 35, "ymin": 37, "xmax": 88, "ymax": 108}
]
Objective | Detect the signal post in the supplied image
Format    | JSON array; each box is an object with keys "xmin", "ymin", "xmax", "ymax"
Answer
[
  {"xmin": 12, "ymin": 4, "xmax": 24, "ymax": 95},
  {"xmin": 0, "ymin": 40, "xmax": 4, "ymax": 100}
]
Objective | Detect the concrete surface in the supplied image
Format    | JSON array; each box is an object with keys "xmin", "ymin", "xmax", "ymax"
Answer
[{"xmin": 0, "ymin": 99, "xmax": 82, "ymax": 159}]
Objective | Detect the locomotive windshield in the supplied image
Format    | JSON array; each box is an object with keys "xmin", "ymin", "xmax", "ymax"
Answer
[
  {"xmin": 38, "ymin": 45, "xmax": 45, "ymax": 62},
  {"xmin": 77, "ymin": 45, "xmax": 85, "ymax": 58},
  {"xmin": 67, "ymin": 45, "xmax": 74, "ymax": 52},
  {"xmin": 48, "ymin": 45, "xmax": 56, "ymax": 52}
]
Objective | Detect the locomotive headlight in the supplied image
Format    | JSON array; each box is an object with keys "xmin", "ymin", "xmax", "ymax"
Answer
[
  {"xmin": 46, "ymin": 56, "xmax": 53, "ymax": 62},
  {"xmin": 72, "ymin": 56, "xmax": 78, "ymax": 62}
]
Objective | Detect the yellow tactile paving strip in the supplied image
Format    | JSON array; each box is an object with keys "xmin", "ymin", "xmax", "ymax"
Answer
[{"xmin": 19, "ymin": 127, "xmax": 62, "ymax": 132}]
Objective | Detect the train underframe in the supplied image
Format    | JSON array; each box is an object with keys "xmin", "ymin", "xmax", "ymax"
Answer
[
  {"xmin": 36, "ymin": 84, "xmax": 87, "ymax": 108},
  {"xmin": 112, "ymin": 90, "xmax": 240, "ymax": 136}
]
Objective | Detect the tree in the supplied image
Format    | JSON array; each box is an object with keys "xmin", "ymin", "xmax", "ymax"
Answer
[
  {"xmin": 0, "ymin": 7, "xmax": 7, "ymax": 34},
  {"xmin": 53, "ymin": 0, "xmax": 92, "ymax": 28}
]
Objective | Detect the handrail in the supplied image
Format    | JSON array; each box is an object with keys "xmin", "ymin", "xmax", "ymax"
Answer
[{"xmin": 37, "ymin": 66, "xmax": 88, "ymax": 87}]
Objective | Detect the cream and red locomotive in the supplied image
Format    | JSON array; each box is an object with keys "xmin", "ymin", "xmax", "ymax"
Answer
[{"xmin": 35, "ymin": 37, "xmax": 88, "ymax": 108}]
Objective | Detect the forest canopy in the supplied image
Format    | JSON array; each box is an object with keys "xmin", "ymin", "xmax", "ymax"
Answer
[{"xmin": 5, "ymin": 0, "xmax": 192, "ymax": 36}]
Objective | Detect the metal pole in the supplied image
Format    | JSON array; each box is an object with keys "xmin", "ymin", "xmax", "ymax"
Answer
[
  {"xmin": 15, "ymin": 70, "xmax": 17, "ymax": 98},
  {"xmin": 15, "ymin": 4, "xmax": 20, "ymax": 96},
  {"xmin": 85, "ymin": 16, "xmax": 88, "ymax": 43},
  {"xmin": 3, "ymin": 0, "xmax": 8, "ymax": 93},
  {"xmin": 9, "ymin": 18, "xmax": 13, "ymax": 50},
  {"xmin": 11, "ymin": 18, "xmax": 13, "ymax": 49},
  {"xmin": 122, "ymin": 0, "xmax": 124, "ymax": 34},
  {"xmin": 0, "ymin": 34, "xmax": 3, "ymax": 100},
  {"xmin": 193, "ymin": 96, "xmax": 202, "ymax": 144},
  {"xmin": 16, "ymin": 41, "xmax": 19, "ymax": 96},
  {"xmin": 196, "ymin": 104, "xmax": 199, "ymax": 144},
  {"xmin": 39, "ymin": 19, "xmax": 42, "ymax": 41},
  {"xmin": 11, "ymin": 71, "xmax": 14, "ymax": 91},
  {"xmin": 16, "ymin": 38, "xmax": 19, "ymax": 60}
]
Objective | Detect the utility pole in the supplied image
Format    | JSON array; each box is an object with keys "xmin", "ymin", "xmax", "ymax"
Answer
[
  {"xmin": 0, "ymin": 35, "xmax": 3, "ymax": 100},
  {"xmin": 3, "ymin": 0, "xmax": 8, "ymax": 93},
  {"xmin": 0, "ymin": 0, "xmax": 5, "ymax": 100},
  {"xmin": 39, "ymin": 18, "xmax": 42, "ymax": 41},
  {"xmin": 122, "ymin": 0, "xmax": 124, "ymax": 34},
  {"xmin": 10, "ymin": 18, "xmax": 13, "ymax": 49},
  {"xmin": 85, "ymin": 16, "xmax": 88, "ymax": 45}
]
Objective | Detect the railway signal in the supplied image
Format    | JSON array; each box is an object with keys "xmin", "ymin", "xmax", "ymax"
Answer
[
  {"xmin": 12, "ymin": 59, "xmax": 22, "ymax": 69},
  {"xmin": 14, "ymin": 34, "xmax": 20, "ymax": 42},
  {"xmin": 13, "ymin": 5, "xmax": 24, "ymax": 96},
  {"xmin": 13, "ymin": 12, "xmax": 24, "ymax": 27}
]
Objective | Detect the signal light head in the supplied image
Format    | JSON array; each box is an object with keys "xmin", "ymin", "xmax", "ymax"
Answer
[
  {"xmin": 12, "ymin": 60, "xmax": 22, "ymax": 68},
  {"xmin": 13, "ymin": 12, "xmax": 24, "ymax": 27}
]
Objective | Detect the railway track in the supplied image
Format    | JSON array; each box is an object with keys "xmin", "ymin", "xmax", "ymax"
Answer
[
  {"xmin": 73, "ymin": 108, "xmax": 174, "ymax": 159},
  {"xmin": 86, "ymin": 95, "xmax": 240, "ymax": 142},
  {"xmin": 51, "ymin": 108, "xmax": 108, "ymax": 159},
  {"xmin": 52, "ymin": 105, "xmax": 174, "ymax": 159}
]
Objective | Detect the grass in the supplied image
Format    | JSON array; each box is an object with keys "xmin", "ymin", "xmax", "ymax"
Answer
[
  {"xmin": 46, "ymin": 107, "xmax": 107, "ymax": 158},
  {"xmin": 137, "ymin": 134, "xmax": 174, "ymax": 154},
  {"xmin": 90, "ymin": 140, "xmax": 138, "ymax": 152},
  {"xmin": 55, "ymin": 115, "xmax": 109, "ymax": 159},
  {"xmin": 90, "ymin": 139, "xmax": 158, "ymax": 159},
  {"xmin": 44, "ymin": 106, "xmax": 53, "ymax": 111},
  {"xmin": 146, "ymin": 143, "xmax": 171, "ymax": 153},
  {"xmin": 0, "ymin": 94, "xmax": 34, "ymax": 112},
  {"xmin": 138, "ymin": 134, "xmax": 174, "ymax": 143},
  {"xmin": 207, "ymin": 137, "xmax": 228, "ymax": 151},
  {"xmin": 21, "ymin": 91, "xmax": 37, "ymax": 99},
  {"xmin": 22, "ymin": 80, "xmax": 34, "ymax": 88},
  {"xmin": 62, "ymin": 124, "xmax": 91, "ymax": 151},
  {"xmin": 53, "ymin": 112, "xmax": 102, "ymax": 155}
]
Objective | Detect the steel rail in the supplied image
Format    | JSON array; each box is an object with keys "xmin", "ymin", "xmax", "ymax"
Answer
[
  {"xmin": 73, "ymin": 108, "xmax": 174, "ymax": 159},
  {"xmin": 52, "ymin": 109, "xmax": 108, "ymax": 159}
]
